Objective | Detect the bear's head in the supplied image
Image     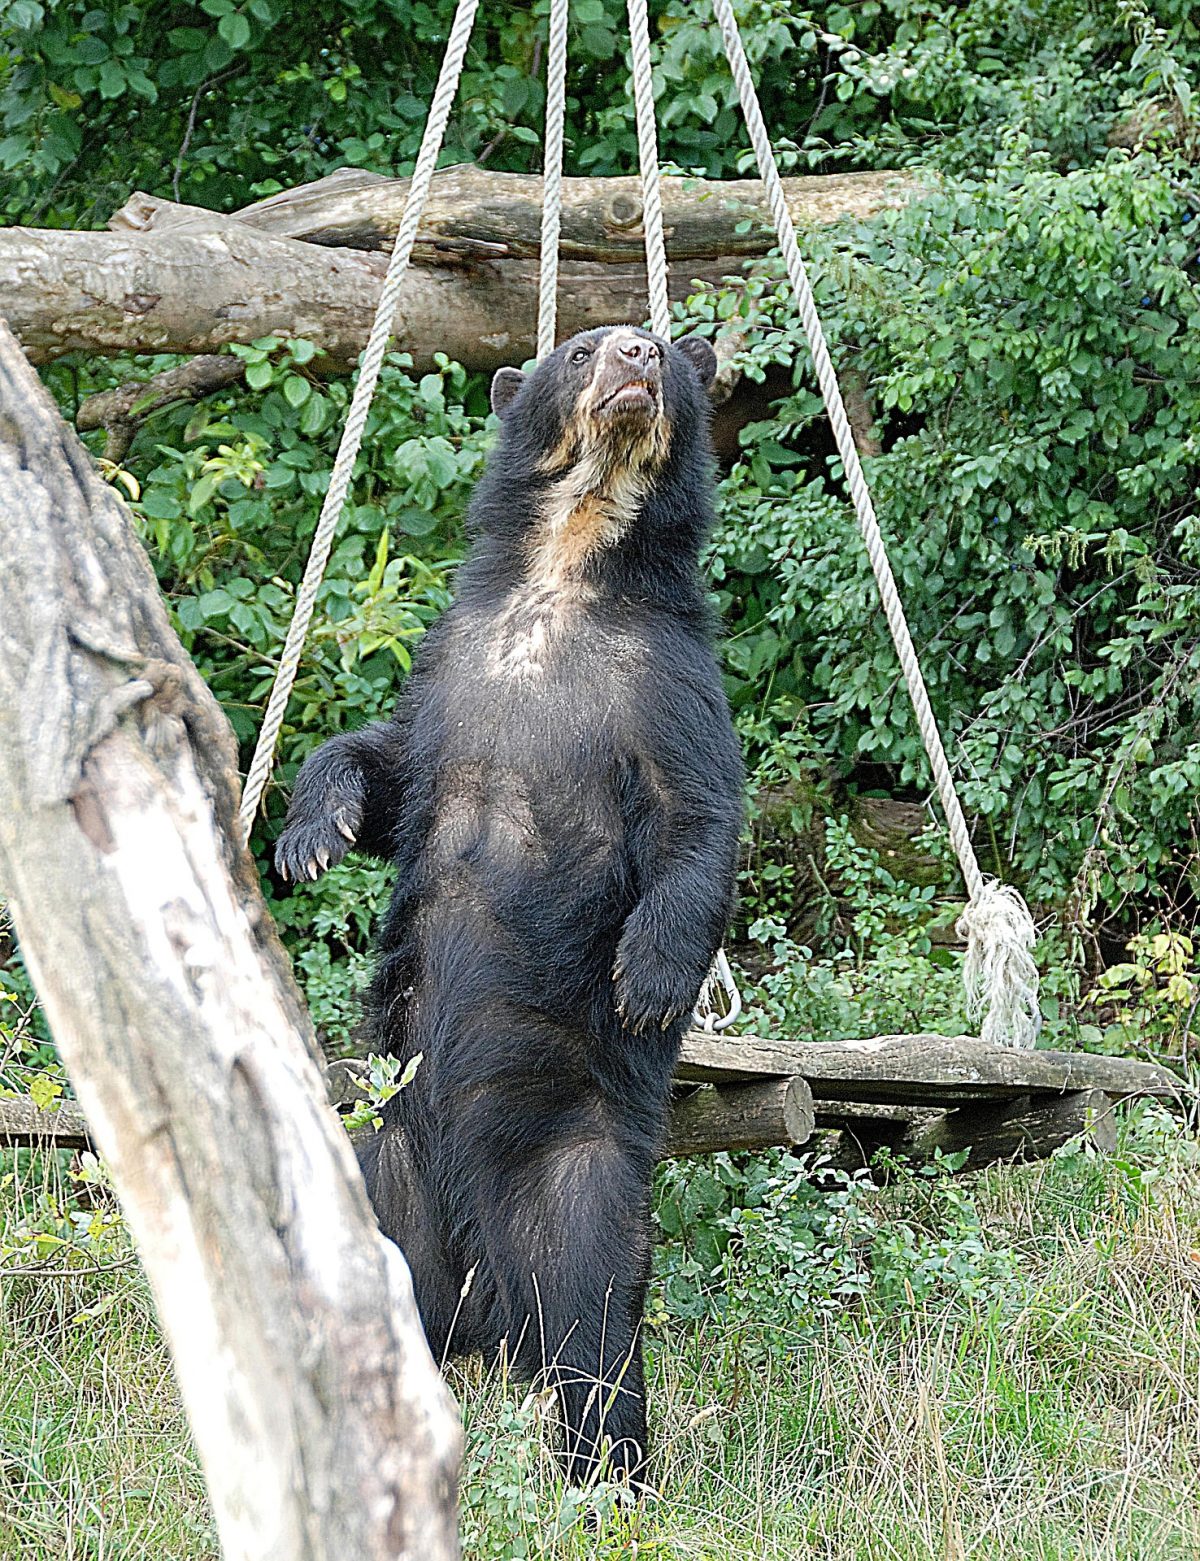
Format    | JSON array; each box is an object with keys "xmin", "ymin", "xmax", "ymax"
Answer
[
  {"xmin": 474, "ymin": 326, "xmax": 719, "ymax": 576},
  {"xmin": 489, "ymin": 326, "xmax": 716, "ymax": 477}
]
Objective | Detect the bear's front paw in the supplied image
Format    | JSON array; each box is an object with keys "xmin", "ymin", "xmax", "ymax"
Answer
[
  {"xmin": 612, "ymin": 931, "xmax": 704, "ymax": 1037},
  {"xmin": 275, "ymin": 797, "xmax": 361, "ymax": 883}
]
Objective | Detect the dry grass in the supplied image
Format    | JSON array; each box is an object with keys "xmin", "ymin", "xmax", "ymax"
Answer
[{"xmin": 2, "ymin": 1115, "xmax": 1198, "ymax": 1559}]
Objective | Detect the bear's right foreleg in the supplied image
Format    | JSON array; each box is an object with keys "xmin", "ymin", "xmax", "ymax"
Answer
[{"xmin": 275, "ymin": 720, "xmax": 406, "ymax": 881}]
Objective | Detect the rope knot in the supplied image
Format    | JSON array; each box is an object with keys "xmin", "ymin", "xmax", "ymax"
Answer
[{"xmin": 957, "ymin": 880, "xmax": 1041, "ymax": 1050}]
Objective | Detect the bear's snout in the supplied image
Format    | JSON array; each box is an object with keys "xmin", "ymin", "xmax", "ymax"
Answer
[{"xmin": 591, "ymin": 333, "xmax": 663, "ymax": 424}]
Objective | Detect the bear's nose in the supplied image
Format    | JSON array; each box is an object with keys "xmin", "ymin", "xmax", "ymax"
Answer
[{"xmin": 615, "ymin": 336, "xmax": 660, "ymax": 364}]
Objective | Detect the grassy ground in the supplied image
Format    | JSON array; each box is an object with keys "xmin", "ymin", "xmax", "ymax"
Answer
[{"xmin": 2, "ymin": 1108, "xmax": 1198, "ymax": 1560}]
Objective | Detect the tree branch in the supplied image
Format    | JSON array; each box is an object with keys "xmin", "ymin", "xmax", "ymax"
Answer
[
  {"xmin": 0, "ymin": 320, "xmax": 461, "ymax": 1561},
  {"xmin": 76, "ymin": 354, "xmax": 246, "ymax": 461}
]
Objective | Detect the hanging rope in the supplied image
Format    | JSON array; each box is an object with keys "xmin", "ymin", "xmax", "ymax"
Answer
[
  {"xmin": 536, "ymin": 0, "xmax": 571, "ymax": 359},
  {"xmin": 238, "ymin": 0, "xmax": 481, "ymax": 842},
  {"xmin": 625, "ymin": 0, "xmax": 741, "ymax": 1032},
  {"xmin": 708, "ymin": 0, "xmax": 1040, "ymax": 1049},
  {"xmin": 625, "ymin": 0, "xmax": 671, "ymax": 340}
]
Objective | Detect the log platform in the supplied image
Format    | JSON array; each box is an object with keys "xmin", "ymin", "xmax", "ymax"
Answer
[{"xmin": 2, "ymin": 1031, "xmax": 1179, "ymax": 1176}]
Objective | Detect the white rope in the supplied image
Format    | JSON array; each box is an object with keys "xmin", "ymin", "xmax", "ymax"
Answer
[
  {"xmin": 709, "ymin": 0, "xmax": 1040, "ymax": 1048},
  {"xmin": 536, "ymin": 0, "xmax": 570, "ymax": 359},
  {"xmin": 626, "ymin": 0, "xmax": 671, "ymax": 340},
  {"xmin": 238, "ymin": 0, "xmax": 481, "ymax": 842},
  {"xmin": 626, "ymin": 0, "xmax": 739, "ymax": 1031}
]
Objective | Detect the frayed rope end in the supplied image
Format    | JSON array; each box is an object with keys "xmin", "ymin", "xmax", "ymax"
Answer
[{"xmin": 956, "ymin": 879, "xmax": 1041, "ymax": 1050}]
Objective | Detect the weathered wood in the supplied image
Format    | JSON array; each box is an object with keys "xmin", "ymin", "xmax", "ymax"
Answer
[
  {"xmin": 0, "ymin": 220, "xmax": 740, "ymax": 373},
  {"xmin": 668, "ymin": 1077, "xmax": 815, "ymax": 1158},
  {"xmin": 676, "ymin": 1031, "xmax": 813, "ymax": 1084},
  {"xmin": 0, "ymin": 321, "xmax": 460, "ymax": 1561},
  {"xmin": 812, "ymin": 1100, "xmax": 918, "ymax": 1130},
  {"xmin": 0, "ymin": 1094, "xmax": 91, "ymax": 1151},
  {"xmin": 913, "ymin": 1088, "xmax": 1119, "ymax": 1168},
  {"xmin": 115, "ymin": 164, "xmax": 924, "ymax": 260},
  {"xmin": 679, "ymin": 1030, "xmax": 1178, "ymax": 1104},
  {"xmin": 3, "ymin": 163, "xmax": 923, "ymax": 374}
]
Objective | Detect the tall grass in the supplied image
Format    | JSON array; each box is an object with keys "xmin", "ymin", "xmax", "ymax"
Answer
[{"xmin": 2, "ymin": 1112, "xmax": 1198, "ymax": 1559}]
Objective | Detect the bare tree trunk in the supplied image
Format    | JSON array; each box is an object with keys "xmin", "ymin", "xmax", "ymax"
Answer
[
  {"xmin": 0, "ymin": 320, "xmax": 461, "ymax": 1561},
  {"xmin": 1, "ymin": 164, "xmax": 923, "ymax": 373}
]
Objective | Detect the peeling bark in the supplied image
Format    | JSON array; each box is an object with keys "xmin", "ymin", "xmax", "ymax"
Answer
[{"xmin": 0, "ymin": 320, "xmax": 461, "ymax": 1561}]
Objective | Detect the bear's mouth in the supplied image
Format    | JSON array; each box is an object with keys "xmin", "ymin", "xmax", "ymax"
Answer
[{"xmin": 596, "ymin": 380, "xmax": 658, "ymax": 419}]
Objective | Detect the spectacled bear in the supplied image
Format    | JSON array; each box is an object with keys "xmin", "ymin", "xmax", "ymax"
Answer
[{"xmin": 275, "ymin": 325, "xmax": 743, "ymax": 1488}]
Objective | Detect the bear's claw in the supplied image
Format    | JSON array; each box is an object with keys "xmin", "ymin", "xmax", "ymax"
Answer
[{"xmin": 275, "ymin": 806, "xmax": 358, "ymax": 885}]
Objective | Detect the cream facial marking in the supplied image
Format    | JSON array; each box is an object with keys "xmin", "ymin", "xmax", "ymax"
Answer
[{"xmin": 488, "ymin": 333, "xmax": 672, "ymax": 683}]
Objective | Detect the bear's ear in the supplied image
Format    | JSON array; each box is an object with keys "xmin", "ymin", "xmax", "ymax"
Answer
[
  {"xmin": 490, "ymin": 366, "xmax": 527, "ymax": 420},
  {"xmin": 674, "ymin": 334, "xmax": 718, "ymax": 391}
]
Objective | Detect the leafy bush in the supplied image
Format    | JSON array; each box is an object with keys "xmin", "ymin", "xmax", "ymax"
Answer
[{"xmin": 707, "ymin": 146, "xmax": 1200, "ymax": 933}]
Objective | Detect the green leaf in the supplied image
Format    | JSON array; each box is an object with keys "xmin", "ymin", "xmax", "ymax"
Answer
[
  {"xmin": 298, "ymin": 392, "xmax": 329, "ymax": 435},
  {"xmin": 282, "ymin": 374, "xmax": 311, "ymax": 408},
  {"xmin": 97, "ymin": 61, "xmax": 126, "ymax": 98},
  {"xmin": 218, "ymin": 12, "xmax": 251, "ymax": 49},
  {"xmin": 188, "ymin": 473, "xmax": 219, "ymax": 514},
  {"xmin": 397, "ymin": 506, "xmax": 440, "ymax": 537},
  {"xmin": 29, "ymin": 1073, "xmax": 63, "ymax": 1112}
]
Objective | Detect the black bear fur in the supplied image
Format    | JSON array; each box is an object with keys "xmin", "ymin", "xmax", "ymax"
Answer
[{"xmin": 276, "ymin": 325, "xmax": 743, "ymax": 1486}]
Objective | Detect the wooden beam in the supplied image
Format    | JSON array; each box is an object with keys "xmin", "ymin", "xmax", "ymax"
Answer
[
  {"xmin": 324, "ymin": 1062, "xmax": 816, "ymax": 1161},
  {"xmin": 0, "ymin": 1094, "xmax": 91, "ymax": 1151},
  {"xmin": 668, "ymin": 1078, "xmax": 815, "ymax": 1158},
  {"xmin": 676, "ymin": 1031, "xmax": 811, "ymax": 1084},
  {"xmin": 913, "ymin": 1088, "xmax": 1119, "ymax": 1168},
  {"xmin": 679, "ymin": 1030, "xmax": 1178, "ymax": 1104}
]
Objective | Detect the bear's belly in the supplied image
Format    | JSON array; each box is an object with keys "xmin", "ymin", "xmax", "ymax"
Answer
[{"xmin": 420, "ymin": 759, "xmax": 623, "ymax": 895}]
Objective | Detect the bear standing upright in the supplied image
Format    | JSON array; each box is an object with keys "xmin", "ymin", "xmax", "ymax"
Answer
[{"xmin": 276, "ymin": 325, "xmax": 743, "ymax": 1486}]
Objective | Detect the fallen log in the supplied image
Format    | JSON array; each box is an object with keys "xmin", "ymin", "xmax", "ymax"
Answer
[
  {"xmin": 115, "ymin": 164, "xmax": 924, "ymax": 260},
  {"xmin": 2, "ymin": 164, "xmax": 922, "ymax": 374},
  {"xmin": 0, "ymin": 320, "xmax": 460, "ymax": 1560},
  {"xmin": 0, "ymin": 221, "xmax": 738, "ymax": 373}
]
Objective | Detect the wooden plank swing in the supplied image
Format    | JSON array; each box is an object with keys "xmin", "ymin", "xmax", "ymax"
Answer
[{"xmin": 4, "ymin": 1031, "xmax": 1177, "ymax": 1176}]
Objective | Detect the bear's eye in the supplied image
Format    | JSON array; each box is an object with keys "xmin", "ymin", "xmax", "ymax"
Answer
[{"xmin": 570, "ymin": 347, "xmax": 591, "ymax": 364}]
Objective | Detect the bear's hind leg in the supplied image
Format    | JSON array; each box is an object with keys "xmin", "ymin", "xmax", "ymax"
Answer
[
  {"xmin": 476, "ymin": 1118, "xmax": 657, "ymax": 1488},
  {"xmin": 357, "ymin": 1124, "xmax": 486, "ymax": 1362}
]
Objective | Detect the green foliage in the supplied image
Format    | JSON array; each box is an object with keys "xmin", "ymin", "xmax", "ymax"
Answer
[
  {"xmin": 0, "ymin": 0, "xmax": 858, "ymax": 223},
  {"xmin": 342, "ymin": 1049, "xmax": 422, "ymax": 1132},
  {"xmin": 654, "ymin": 1144, "xmax": 1025, "ymax": 1337},
  {"xmin": 3, "ymin": 1059, "xmax": 1199, "ymax": 1553},
  {"xmin": 706, "ymin": 142, "xmax": 1200, "ymax": 932},
  {"xmin": 1084, "ymin": 927, "xmax": 1199, "ymax": 1056}
]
